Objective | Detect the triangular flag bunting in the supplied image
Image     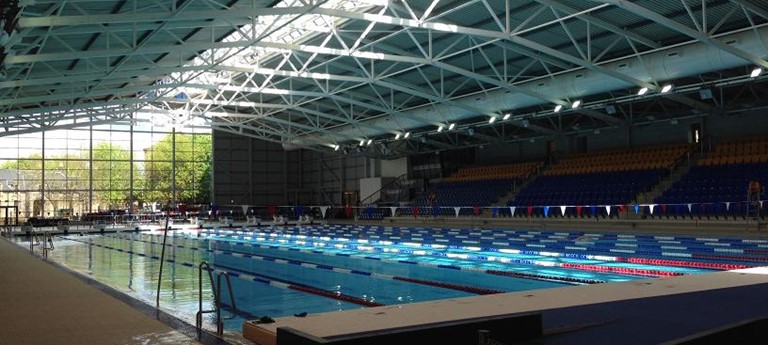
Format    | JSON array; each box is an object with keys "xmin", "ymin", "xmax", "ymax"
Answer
[
  {"xmin": 649, "ymin": 204, "xmax": 656, "ymax": 214},
  {"xmin": 389, "ymin": 207, "xmax": 398, "ymax": 218},
  {"xmin": 454, "ymin": 207, "xmax": 461, "ymax": 218},
  {"xmin": 510, "ymin": 206, "xmax": 517, "ymax": 217},
  {"xmin": 605, "ymin": 205, "xmax": 611, "ymax": 215},
  {"xmin": 725, "ymin": 202, "xmax": 730, "ymax": 211},
  {"xmin": 560, "ymin": 205, "xmax": 567, "ymax": 216},
  {"xmin": 687, "ymin": 203, "xmax": 692, "ymax": 212},
  {"xmin": 320, "ymin": 206, "xmax": 330, "ymax": 218}
]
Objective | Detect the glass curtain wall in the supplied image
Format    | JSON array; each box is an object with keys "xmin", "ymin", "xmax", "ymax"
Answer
[{"xmin": 0, "ymin": 116, "xmax": 211, "ymax": 224}]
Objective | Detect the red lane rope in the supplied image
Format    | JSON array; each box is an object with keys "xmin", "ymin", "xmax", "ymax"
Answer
[
  {"xmin": 561, "ymin": 263, "xmax": 684, "ymax": 277},
  {"xmin": 393, "ymin": 276, "xmax": 503, "ymax": 295},
  {"xmin": 620, "ymin": 257, "xmax": 749, "ymax": 270},
  {"xmin": 288, "ymin": 285, "xmax": 384, "ymax": 307}
]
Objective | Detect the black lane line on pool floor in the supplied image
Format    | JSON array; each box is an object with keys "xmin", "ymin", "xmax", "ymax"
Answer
[
  {"xmin": 131, "ymin": 232, "xmax": 606, "ymax": 286},
  {"xmin": 61, "ymin": 235, "xmax": 385, "ymax": 308},
  {"xmin": 191, "ymin": 232, "xmax": 610, "ymax": 283},
  {"xmin": 102, "ymin": 233, "xmax": 507, "ymax": 294}
]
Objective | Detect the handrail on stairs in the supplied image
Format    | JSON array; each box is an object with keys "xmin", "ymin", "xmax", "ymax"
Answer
[{"xmin": 359, "ymin": 173, "xmax": 409, "ymax": 205}]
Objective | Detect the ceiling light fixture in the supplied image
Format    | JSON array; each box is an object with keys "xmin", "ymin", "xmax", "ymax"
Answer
[
  {"xmin": 751, "ymin": 67, "xmax": 763, "ymax": 78},
  {"xmin": 488, "ymin": 116, "xmax": 497, "ymax": 124},
  {"xmin": 637, "ymin": 87, "xmax": 649, "ymax": 95},
  {"xmin": 437, "ymin": 125, "xmax": 444, "ymax": 132},
  {"xmin": 448, "ymin": 123, "xmax": 455, "ymax": 130},
  {"xmin": 661, "ymin": 84, "xmax": 673, "ymax": 93},
  {"xmin": 503, "ymin": 113, "xmax": 511, "ymax": 120},
  {"xmin": 554, "ymin": 105, "xmax": 563, "ymax": 113},
  {"xmin": 404, "ymin": 132, "xmax": 411, "ymax": 138},
  {"xmin": 699, "ymin": 88, "xmax": 713, "ymax": 100},
  {"xmin": 571, "ymin": 100, "xmax": 581, "ymax": 109}
]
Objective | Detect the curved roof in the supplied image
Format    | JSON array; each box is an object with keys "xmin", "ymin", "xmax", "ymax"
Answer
[{"xmin": 2, "ymin": 0, "xmax": 767, "ymax": 158}]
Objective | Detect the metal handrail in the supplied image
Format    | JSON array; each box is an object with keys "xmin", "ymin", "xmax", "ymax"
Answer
[
  {"xmin": 218, "ymin": 272, "xmax": 238, "ymax": 320},
  {"xmin": 196, "ymin": 261, "xmax": 238, "ymax": 336},
  {"xmin": 359, "ymin": 173, "xmax": 409, "ymax": 205},
  {"xmin": 215, "ymin": 271, "xmax": 238, "ymax": 335},
  {"xmin": 28, "ymin": 230, "xmax": 39, "ymax": 252},
  {"xmin": 196, "ymin": 261, "xmax": 217, "ymax": 332},
  {"xmin": 155, "ymin": 221, "xmax": 170, "ymax": 308},
  {"xmin": 41, "ymin": 231, "xmax": 54, "ymax": 258}
]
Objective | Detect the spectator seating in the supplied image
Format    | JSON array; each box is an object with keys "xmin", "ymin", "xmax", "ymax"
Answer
[
  {"xmin": 654, "ymin": 137, "xmax": 768, "ymax": 219},
  {"xmin": 698, "ymin": 137, "xmax": 768, "ymax": 166},
  {"xmin": 444, "ymin": 161, "xmax": 541, "ymax": 182},
  {"xmin": 544, "ymin": 144, "xmax": 689, "ymax": 175},
  {"xmin": 400, "ymin": 161, "xmax": 541, "ymax": 217},
  {"xmin": 507, "ymin": 144, "xmax": 690, "ymax": 218},
  {"xmin": 509, "ymin": 169, "xmax": 666, "ymax": 218}
]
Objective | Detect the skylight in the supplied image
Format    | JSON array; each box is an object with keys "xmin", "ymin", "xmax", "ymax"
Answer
[{"xmin": 147, "ymin": 0, "xmax": 389, "ymax": 121}]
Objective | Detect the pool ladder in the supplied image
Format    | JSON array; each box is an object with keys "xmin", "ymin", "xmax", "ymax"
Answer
[
  {"xmin": 196, "ymin": 261, "xmax": 238, "ymax": 336},
  {"xmin": 29, "ymin": 231, "xmax": 55, "ymax": 258}
]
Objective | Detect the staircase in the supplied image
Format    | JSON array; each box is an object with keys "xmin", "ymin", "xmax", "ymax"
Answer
[
  {"xmin": 496, "ymin": 178, "xmax": 534, "ymax": 207},
  {"xmin": 636, "ymin": 148, "xmax": 702, "ymax": 204},
  {"xmin": 493, "ymin": 163, "xmax": 546, "ymax": 215}
]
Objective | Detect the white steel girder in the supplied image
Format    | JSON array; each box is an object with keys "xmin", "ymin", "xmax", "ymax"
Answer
[{"xmin": 2, "ymin": 0, "xmax": 767, "ymax": 155}]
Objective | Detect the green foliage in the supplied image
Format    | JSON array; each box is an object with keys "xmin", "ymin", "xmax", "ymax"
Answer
[
  {"xmin": 91, "ymin": 142, "xmax": 132, "ymax": 208},
  {"xmin": 2, "ymin": 133, "xmax": 211, "ymax": 213},
  {"xmin": 141, "ymin": 133, "xmax": 212, "ymax": 204},
  {"xmin": 1, "ymin": 153, "xmax": 43, "ymax": 172}
]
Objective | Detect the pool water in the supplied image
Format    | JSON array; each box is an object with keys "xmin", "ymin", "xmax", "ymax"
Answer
[{"xmin": 23, "ymin": 224, "xmax": 766, "ymax": 337}]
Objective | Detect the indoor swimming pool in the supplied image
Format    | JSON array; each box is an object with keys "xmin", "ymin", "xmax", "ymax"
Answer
[{"xmin": 19, "ymin": 224, "xmax": 768, "ymax": 337}]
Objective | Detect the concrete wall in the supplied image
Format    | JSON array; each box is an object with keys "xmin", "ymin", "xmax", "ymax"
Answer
[
  {"xmin": 212, "ymin": 131, "xmax": 289, "ymax": 206},
  {"xmin": 213, "ymin": 131, "xmax": 368, "ymax": 206},
  {"xmin": 381, "ymin": 157, "xmax": 408, "ymax": 178}
]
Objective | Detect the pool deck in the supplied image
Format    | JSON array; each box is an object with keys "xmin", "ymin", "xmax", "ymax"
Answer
[{"xmin": 0, "ymin": 236, "xmax": 207, "ymax": 345}]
